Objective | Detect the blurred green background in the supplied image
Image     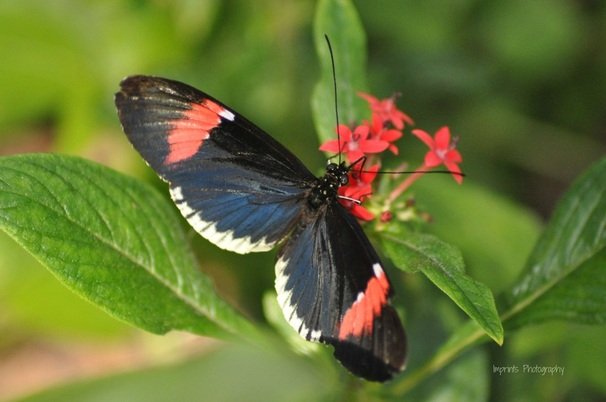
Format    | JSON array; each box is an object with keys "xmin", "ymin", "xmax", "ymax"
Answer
[{"xmin": 1, "ymin": 0, "xmax": 605, "ymax": 401}]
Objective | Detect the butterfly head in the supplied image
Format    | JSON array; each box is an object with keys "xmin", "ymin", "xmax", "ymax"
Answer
[
  {"xmin": 326, "ymin": 162, "xmax": 350, "ymax": 185},
  {"xmin": 307, "ymin": 162, "xmax": 349, "ymax": 209}
]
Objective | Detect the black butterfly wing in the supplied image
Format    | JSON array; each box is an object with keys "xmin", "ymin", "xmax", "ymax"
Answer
[
  {"xmin": 115, "ymin": 76, "xmax": 316, "ymax": 253},
  {"xmin": 276, "ymin": 202, "xmax": 407, "ymax": 382}
]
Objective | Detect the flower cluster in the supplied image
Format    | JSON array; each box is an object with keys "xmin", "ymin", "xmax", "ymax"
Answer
[{"xmin": 319, "ymin": 92, "xmax": 463, "ymax": 221}]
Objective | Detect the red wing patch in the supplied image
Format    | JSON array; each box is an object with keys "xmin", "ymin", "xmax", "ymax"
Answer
[
  {"xmin": 164, "ymin": 100, "xmax": 226, "ymax": 165},
  {"xmin": 338, "ymin": 263, "xmax": 390, "ymax": 339}
]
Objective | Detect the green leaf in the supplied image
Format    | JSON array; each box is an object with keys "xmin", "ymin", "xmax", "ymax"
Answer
[
  {"xmin": 1, "ymin": 231, "xmax": 131, "ymax": 339},
  {"xmin": 312, "ymin": 0, "xmax": 368, "ymax": 145},
  {"xmin": 0, "ymin": 154, "xmax": 255, "ymax": 340},
  {"xmin": 413, "ymin": 176, "xmax": 542, "ymax": 293},
  {"xmin": 381, "ymin": 229, "xmax": 503, "ymax": 344},
  {"xmin": 503, "ymin": 157, "xmax": 606, "ymax": 328}
]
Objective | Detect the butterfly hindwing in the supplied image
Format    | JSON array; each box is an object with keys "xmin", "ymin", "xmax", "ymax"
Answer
[
  {"xmin": 276, "ymin": 202, "xmax": 407, "ymax": 381},
  {"xmin": 115, "ymin": 76, "xmax": 315, "ymax": 253}
]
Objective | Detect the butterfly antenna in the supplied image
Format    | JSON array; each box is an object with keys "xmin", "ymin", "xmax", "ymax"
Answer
[
  {"xmin": 349, "ymin": 155, "xmax": 367, "ymax": 177},
  {"xmin": 372, "ymin": 169, "xmax": 466, "ymax": 178},
  {"xmin": 324, "ymin": 34, "xmax": 342, "ymax": 164}
]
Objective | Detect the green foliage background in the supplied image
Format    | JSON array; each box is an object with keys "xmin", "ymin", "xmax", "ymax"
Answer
[{"xmin": 0, "ymin": 0, "xmax": 605, "ymax": 401}]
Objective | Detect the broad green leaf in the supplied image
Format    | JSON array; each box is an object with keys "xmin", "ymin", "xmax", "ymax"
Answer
[
  {"xmin": 506, "ymin": 249, "xmax": 606, "ymax": 328},
  {"xmin": 503, "ymin": 157, "xmax": 606, "ymax": 328},
  {"xmin": 0, "ymin": 154, "xmax": 255, "ymax": 340},
  {"xmin": 381, "ymin": 229, "xmax": 503, "ymax": 344},
  {"xmin": 1, "ymin": 231, "xmax": 130, "ymax": 339},
  {"xmin": 15, "ymin": 342, "xmax": 333, "ymax": 402},
  {"xmin": 413, "ymin": 177, "xmax": 541, "ymax": 293},
  {"xmin": 312, "ymin": 0, "xmax": 368, "ymax": 145}
]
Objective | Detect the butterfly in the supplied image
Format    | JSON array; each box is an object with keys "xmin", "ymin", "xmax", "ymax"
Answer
[{"xmin": 115, "ymin": 75, "xmax": 406, "ymax": 382}]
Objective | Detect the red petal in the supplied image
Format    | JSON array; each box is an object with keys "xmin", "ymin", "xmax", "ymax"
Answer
[
  {"xmin": 368, "ymin": 114, "xmax": 383, "ymax": 135},
  {"xmin": 424, "ymin": 151, "xmax": 442, "ymax": 167},
  {"xmin": 395, "ymin": 109, "xmax": 414, "ymax": 126},
  {"xmin": 434, "ymin": 126, "xmax": 451, "ymax": 150},
  {"xmin": 341, "ymin": 186, "xmax": 357, "ymax": 198},
  {"xmin": 336, "ymin": 124, "xmax": 352, "ymax": 141},
  {"xmin": 359, "ymin": 140, "xmax": 389, "ymax": 153},
  {"xmin": 380, "ymin": 129, "xmax": 402, "ymax": 142},
  {"xmin": 445, "ymin": 161, "xmax": 463, "ymax": 184},
  {"xmin": 350, "ymin": 184, "xmax": 372, "ymax": 199},
  {"xmin": 389, "ymin": 114, "xmax": 404, "ymax": 130},
  {"xmin": 445, "ymin": 149, "xmax": 462, "ymax": 163},
  {"xmin": 361, "ymin": 164, "xmax": 380, "ymax": 183},
  {"xmin": 412, "ymin": 129, "xmax": 435, "ymax": 148},
  {"xmin": 353, "ymin": 124, "xmax": 370, "ymax": 140},
  {"xmin": 346, "ymin": 149, "xmax": 365, "ymax": 163},
  {"xmin": 319, "ymin": 139, "xmax": 342, "ymax": 153},
  {"xmin": 351, "ymin": 204, "xmax": 375, "ymax": 221},
  {"xmin": 358, "ymin": 92, "xmax": 380, "ymax": 108}
]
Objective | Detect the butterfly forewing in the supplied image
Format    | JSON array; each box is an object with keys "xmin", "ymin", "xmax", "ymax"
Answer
[{"xmin": 116, "ymin": 76, "xmax": 315, "ymax": 253}]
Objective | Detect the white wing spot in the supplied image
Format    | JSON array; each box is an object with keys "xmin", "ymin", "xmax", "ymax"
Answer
[
  {"xmin": 170, "ymin": 186, "xmax": 184, "ymax": 202},
  {"xmin": 372, "ymin": 262, "xmax": 384, "ymax": 278},
  {"xmin": 169, "ymin": 186, "xmax": 275, "ymax": 254},
  {"xmin": 220, "ymin": 109, "xmax": 235, "ymax": 121},
  {"xmin": 275, "ymin": 256, "xmax": 322, "ymax": 342}
]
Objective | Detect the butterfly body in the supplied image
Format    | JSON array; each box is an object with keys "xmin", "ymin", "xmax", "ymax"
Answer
[{"xmin": 115, "ymin": 75, "xmax": 406, "ymax": 382}]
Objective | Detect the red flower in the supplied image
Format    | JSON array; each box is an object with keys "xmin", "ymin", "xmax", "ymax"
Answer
[
  {"xmin": 319, "ymin": 124, "xmax": 389, "ymax": 163},
  {"xmin": 412, "ymin": 126, "xmax": 463, "ymax": 184},
  {"xmin": 338, "ymin": 164, "xmax": 380, "ymax": 221},
  {"xmin": 318, "ymin": 91, "xmax": 464, "ymax": 219},
  {"xmin": 368, "ymin": 113, "xmax": 402, "ymax": 155},
  {"xmin": 358, "ymin": 92, "xmax": 414, "ymax": 130}
]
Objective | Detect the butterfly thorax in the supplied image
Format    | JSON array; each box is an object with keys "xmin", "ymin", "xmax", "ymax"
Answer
[{"xmin": 307, "ymin": 162, "xmax": 349, "ymax": 209}]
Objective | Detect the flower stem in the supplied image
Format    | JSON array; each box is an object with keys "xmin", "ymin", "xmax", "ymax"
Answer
[{"xmin": 386, "ymin": 163, "xmax": 426, "ymax": 204}]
